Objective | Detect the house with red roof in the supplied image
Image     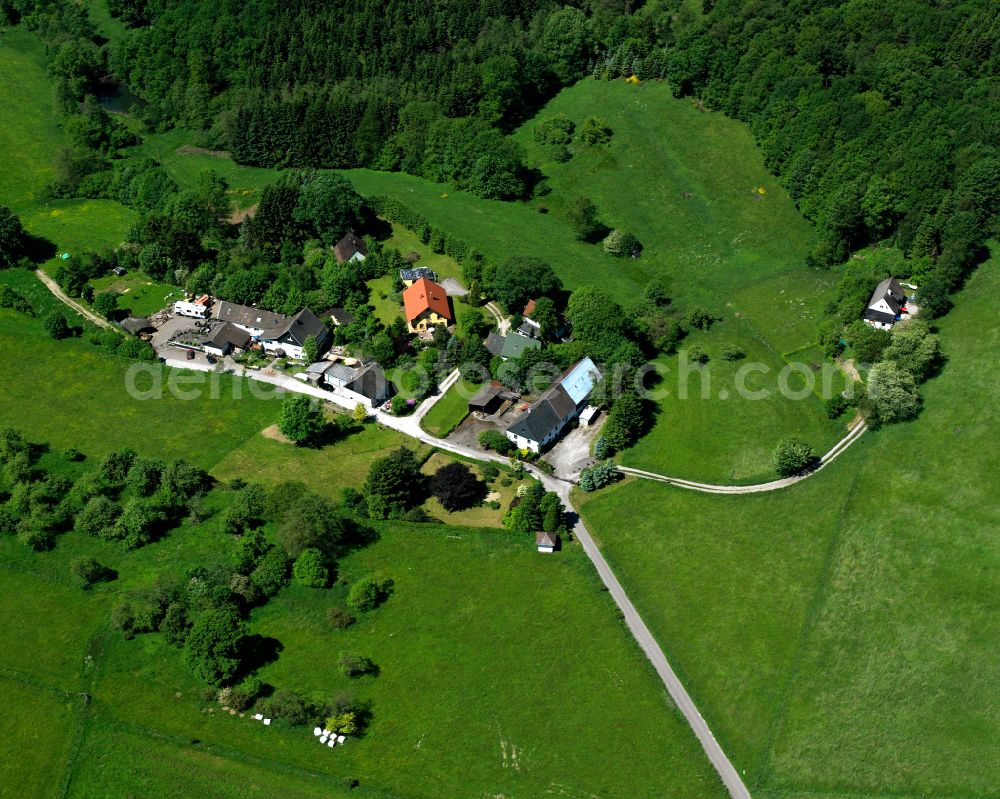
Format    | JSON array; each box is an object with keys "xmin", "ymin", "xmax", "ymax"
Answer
[{"xmin": 402, "ymin": 277, "xmax": 453, "ymax": 333}]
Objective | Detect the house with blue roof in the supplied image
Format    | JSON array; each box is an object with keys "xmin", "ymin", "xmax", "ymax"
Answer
[{"xmin": 505, "ymin": 357, "xmax": 600, "ymax": 453}]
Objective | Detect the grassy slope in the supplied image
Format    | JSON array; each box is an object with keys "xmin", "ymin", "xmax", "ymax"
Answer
[
  {"xmin": 579, "ymin": 252, "xmax": 1000, "ymax": 796},
  {"xmin": 418, "ymin": 377, "xmax": 480, "ymax": 438},
  {"xmin": 0, "ymin": 29, "xmax": 135, "ymax": 266}
]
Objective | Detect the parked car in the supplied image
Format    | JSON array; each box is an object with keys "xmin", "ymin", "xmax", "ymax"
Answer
[{"xmin": 186, "ymin": 350, "xmax": 195, "ymax": 360}]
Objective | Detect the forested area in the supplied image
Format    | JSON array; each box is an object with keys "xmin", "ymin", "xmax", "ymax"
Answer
[{"xmin": 598, "ymin": 0, "xmax": 998, "ymax": 312}]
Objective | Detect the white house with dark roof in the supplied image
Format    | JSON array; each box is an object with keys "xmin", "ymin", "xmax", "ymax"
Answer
[
  {"xmin": 214, "ymin": 302, "xmax": 329, "ymax": 360},
  {"xmin": 863, "ymin": 278, "xmax": 912, "ymax": 330},
  {"xmin": 318, "ymin": 360, "xmax": 394, "ymax": 408},
  {"xmin": 505, "ymin": 357, "xmax": 600, "ymax": 453}
]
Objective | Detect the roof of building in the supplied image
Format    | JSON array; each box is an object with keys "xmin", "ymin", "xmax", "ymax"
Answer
[
  {"xmin": 262, "ymin": 308, "xmax": 328, "ymax": 346},
  {"xmin": 333, "ymin": 232, "xmax": 366, "ymax": 263},
  {"xmin": 485, "ymin": 331, "xmax": 506, "ymax": 357},
  {"xmin": 400, "ymin": 266, "xmax": 437, "ymax": 283},
  {"xmin": 403, "ymin": 277, "xmax": 452, "ymax": 323},
  {"xmin": 325, "ymin": 362, "xmax": 360, "ymax": 384},
  {"xmin": 469, "ymin": 383, "xmax": 503, "ymax": 408},
  {"xmin": 560, "ymin": 357, "xmax": 600, "ymax": 405},
  {"xmin": 517, "ymin": 319, "xmax": 539, "ymax": 338},
  {"xmin": 536, "ymin": 530, "xmax": 559, "ymax": 548},
  {"xmin": 522, "ymin": 299, "xmax": 537, "ymax": 317},
  {"xmin": 505, "ymin": 358, "xmax": 599, "ymax": 444},
  {"xmin": 305, "ymin": 361, "xmax": 334, "ymax": 376},
  {"xmin": 204, "ymin": 321, "xmax": 251, "ymax": 350},
  {"xmin": 120, "ymin": 316, "xmax": 154, "ymax": 335},
  {"xmin": 863, "ymin": 308, "xmax": 897, "ymax": 325},
  {"xmin": 501, "ymin": 332, "xmax": 541, "ymax": 360},
  {"xmin": 327, "ymin": 307, "xmax": 356, "ymax": 326},
  {"xmin": 868, "ymin": 277, "xmax": 906, "ymax": 314},
  {"xmin": 345, "ymin": 362, "xmax": 392, "ymax": 401},
  {"xmin": 579, "ymin": 404, "xmax": 600, "ymax": 424},
  {"xmin": 215, "ymin": 301, "xmax": 288, "ymax": 331}
]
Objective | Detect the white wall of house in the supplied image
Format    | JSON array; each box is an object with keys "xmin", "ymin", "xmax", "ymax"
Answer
[
  {"xmin": 260, "ymin": 339, "xmax": 305, "ymax": 360},
  {"xmin": 864, "ymin": 318, "xmax": 893, "ymax": 331}
]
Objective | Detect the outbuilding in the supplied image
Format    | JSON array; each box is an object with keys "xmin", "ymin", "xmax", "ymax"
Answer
[
  {"xmin": 469, "ymin": 383, "xmax": 504, "ymax": 415},
  {"xmin": 536, "ymin": 531, "xmax": 559, "ymax": 553}
]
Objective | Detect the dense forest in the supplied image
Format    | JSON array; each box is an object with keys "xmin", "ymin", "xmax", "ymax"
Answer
[{"xmin": 2, "ymin": 0, "xmax": 997, "ymax": 314}]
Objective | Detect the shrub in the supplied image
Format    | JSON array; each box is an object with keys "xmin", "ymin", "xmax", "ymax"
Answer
[
  {"xmin": 720, "ymin": 344, "xmax": 745, "ymax": 361},
  {"xmin": 292, "ymin": 548, "xmax": 328, "ymax": 588},
  {"xmin": 844, "ymin": 320, "xmax": 890, "ymax": 364},
  {"xmin": 686, "ymin": 307, "xmax": 718, "ymax": 330},
  {"xmin": 250, "ymin": 547, "xmax": 291, "ymax": 596},
  {"xmin": 481, "ymin": 462, "xmax": 500, "ymax": 480},
  {"xmin": 824, "ymin": 394, "xmax": 851, "ymax": 419},
  {"xmin": 579, "ymin": 461, "xmax": 621, "ymax": 492},
  {"xmin": 773, "ymin": 438, "xmax": 816, "ymax": 477},
  {"xmin": 71, "ymin": 556, "xmax": 112, "ymax": 586},
  {"xmin": 184, "ymin": 608, "xmax": 245, "ymax": 686},
  {"xmin": 346, "ymin": 574, "xmax": 393, "ymax": 612},
  {"xmin": 217, "ymin": 686, "xmax": 254, "ymax": 712},
  {"xmin": 478, "ymin": 429, "xmax": 513, "ymax": 454},
  {"xmin": 602, "ymin": 229, "xmax": 640, "ymax": 257},
  {"xmin": 278, "ymin": 394, "xmax": 325, "ymax": 445},
  {"xmin": 61, "ymin": 447, "xmax": 84, "ymax": 462},
  {"xmin": 43, "ymin": 311, "xmax": 71, "ymax": 340},
  {"xmin": 262, "ymin": 689, "xmax": 311, "ymax": 725},
  {"xmin": 533, "ymin": 113, "xmax": 575, "ymax": 145},
  {"xmin": 593, "ymin": 435, "xmax": 609, "ymax": 459},
  {"xmin": 160, "ymin": 603, "xmax": 190, "ymax": 646},
  {"xmin": 578, "ymin": 116, "xmax": 612, "ymax": 145},
  {"xmin": 76, "ymin": 496, "xmax": 121, "ymax": 537},
  {"xmin": 338, "ymin": 652, "xmax": 376, "ymax": 677},
  {"xmin": 687, "ymin": 345, "xmax": 709, "ymax": 364},
  {"xmin": 327, "ymin": 606, "xmax": 356, "ymax": 630}
]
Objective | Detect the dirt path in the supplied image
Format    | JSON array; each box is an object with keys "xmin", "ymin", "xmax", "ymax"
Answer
[
  {"xmin": 35, "ymin": 269, "xmax": 120, "ymax": 332},
  {"xmin": 618, "ymin": 421, "xmax": 868, "ymax": 494},
  {"xmin": 484, "ymin": 301, "xmax": 510, "ymax": 335}
]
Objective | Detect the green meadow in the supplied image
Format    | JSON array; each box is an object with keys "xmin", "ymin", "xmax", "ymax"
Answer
[
  {"xmin": 0, "ymin": 28, "xmax": 135, "ymax": 268},
  {"xmin": 578, "ymin": 251, "xmax": 1000, "ymax": 797}
]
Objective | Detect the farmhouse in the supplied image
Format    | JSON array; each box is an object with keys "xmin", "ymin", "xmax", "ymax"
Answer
[
  {"xmin": 202, "ymin": 322, "xmax": 251, "ymax": 357},
  {"xmin": 399, "ymin": 266, "xmax": 437, "ymax": 286},
  {"xmin": 316, "ymin": 360, "xmax": 394, "ymax": 408},
  {"xmin": 485, "ymin": 331, "xmax": 506, "ymax": 357},
  {"xmin": 403, "ymin": 277, "xmax": 452, "ymax": 333},
  {"xmin": 863, "ymin": 278, "xmax": 910, "ymax": 330},
  {"xmin": 333, "ymin": 232, "xmax": 367, "ymax": 264},
  {"xmin": 214, "ymin": 302, "xmax": 330, "ymax": 359},
  {"xmin": 256, "ymin": 308, "xmax": 330, "ymax": 360},
  {"xmin": 505, "ymin": 357, "xmax": 600, "ymax": 453}
]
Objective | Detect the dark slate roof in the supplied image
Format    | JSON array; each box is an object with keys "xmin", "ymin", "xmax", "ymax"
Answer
[
  {"xmin": 863, "ymin": 308, "xmax": 897, "ymax": 324},
  {"xmin": 120, "ymin": 317, "xmax": 154, "ymax": 335},
  {"xmin": 507, "ymin": 396, "xmax": 563, "ymax": 443},
  {"xmin": 333, "ymin": 232, "xmax": 366, "ymax": 263},
  {"xmin": 215, "ymin": 302, "xmax": 288, "ymax": 330},
  {"xmin": 469, "ymin": 383, "xmax": 502, "ymax": 409},
  {"xmin": 205, "ymin": 322, "xmax": 251, "ymax": 350},
  {"xmin": 868, "ymin": 277, "xmax": 906, "ymax": 314},
  {"xmin": 400, "ymin": 266, "xmax": 437, "ymax": 283},
  {"xmin": 485, "ymin": 331, "xmax": 506, "ymax": 357},
  {"xmin": 328, "ymin": 307, "xmax": 356, "ymax": 326},
  {"xmin": 517, "ymin": 320, "xmax": 539, "ymax": 339},
  {"xmin": 262, "ymin": 308, "xmax": 328, "ymax": 346},
  {"xmin": 346, "ymin": 363, "xmax": 393, "ymax": 401}
]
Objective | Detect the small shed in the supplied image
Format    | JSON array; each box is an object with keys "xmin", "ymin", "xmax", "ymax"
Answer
[
  {"xmin": 536, "ymin": 531, "xmax": 559, "ymax": 553},
  {"xmin": 578, "ymin": 405, "xmax": 601, "ymax": 427},
  {"xmin": 469, "ymin": 383, "xmax": 504, "ymax": 415}
]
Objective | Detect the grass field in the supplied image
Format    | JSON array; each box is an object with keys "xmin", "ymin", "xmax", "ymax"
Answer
[
  {"xmin": 89, "ymin": 272, "xmax": 182, "ymax": 317},
  {"xmin": 0, "ymin": 28, "xmax": 135, "ymax": 273},
  {"xmin": 418, "ymin": 377, "xmax": 480, "ymax": 438},
  {"xmin": 0, "ymin": 306, "xmax": 277, "ymax": 469},
  {"xmin": 210, "ymin": 419, "xmax": 430, "ymax": 499},
  {"xmin": 578, "ymin": 251, "xmax": 1000, "ymax": 797},
  {"xmin": 622, "ymin": 317, "xmax": 845, "ymax": 482},
  {"xmin": 0, "ymin": 679, "xmax": 81, "ymax": 799}
]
